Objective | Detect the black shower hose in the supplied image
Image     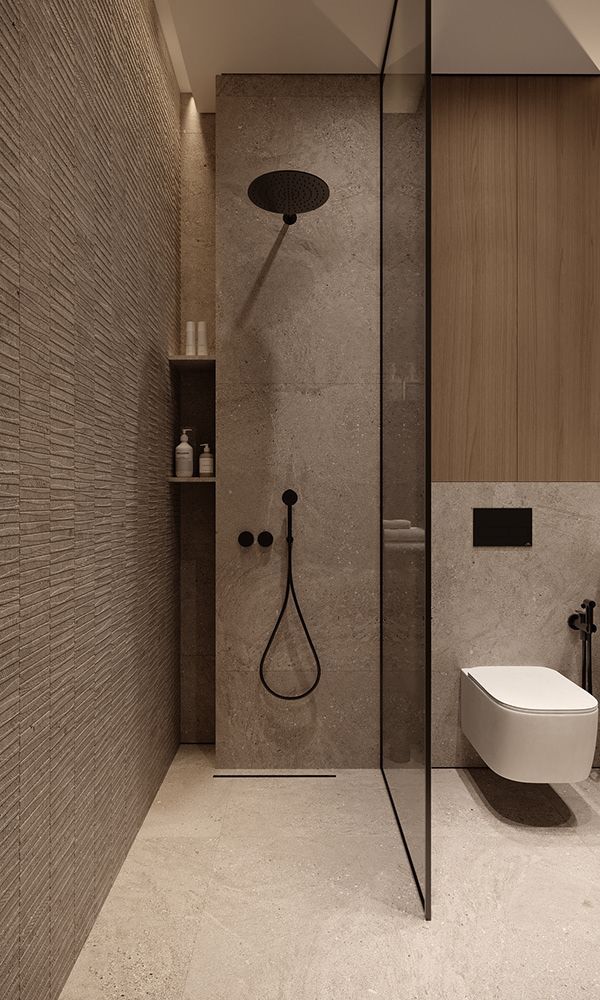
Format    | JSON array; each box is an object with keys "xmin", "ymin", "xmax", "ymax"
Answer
[{"xmin": 259, "ymin": 490, "xmax": 322, "ymax": 701}]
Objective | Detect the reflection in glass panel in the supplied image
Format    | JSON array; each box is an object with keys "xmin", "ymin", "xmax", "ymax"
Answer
[{"xmin": 381, "ymin": 0, "xmax": 430, "ymax": 917}]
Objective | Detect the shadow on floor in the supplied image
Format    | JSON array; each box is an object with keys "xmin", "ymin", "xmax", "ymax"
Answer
[{"xmin": 458, "ymin": 767, "xmax": 586, "ymax": 829}]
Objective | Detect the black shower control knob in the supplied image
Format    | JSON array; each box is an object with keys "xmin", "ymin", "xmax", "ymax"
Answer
[
  {"xmin": 238, "ymin": 531, "xmax": 254, "ymax": 547},
  {"xmin": 257, "ymin": 531, "xmax": 274, "ymax": 548}
]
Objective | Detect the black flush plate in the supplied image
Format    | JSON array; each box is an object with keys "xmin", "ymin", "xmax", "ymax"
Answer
[{"xmin": 473, "ymin": 507, "xmax": 532, "ymax": 547}]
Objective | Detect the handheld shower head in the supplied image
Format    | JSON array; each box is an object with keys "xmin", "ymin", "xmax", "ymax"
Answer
[
  {"xmin": 248, "ymin": 170, "xmax": 329, "ymax": 225},
  {"xmin": 259, "ymin": 488, "xmax": 322, "ymax": 700}
]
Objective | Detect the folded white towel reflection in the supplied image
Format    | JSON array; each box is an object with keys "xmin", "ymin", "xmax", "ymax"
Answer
[
  {"xmin": 384, "ymin": 526, "xmax": 425, "ymax": 545},
  {"xmin": 385, "ymin": 541, "xmax": 424, "ymax": 551},
  {"xmin": 382, "ymin": 518, "xmax": 411, "ymax": 530}
]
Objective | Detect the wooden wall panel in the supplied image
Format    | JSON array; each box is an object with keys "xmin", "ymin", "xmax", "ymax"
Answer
[
  {"xmin": 518, "ymin": 77, "xmax": 600, "ymax": 481},
  {"xmin": 432, "ymin": 76, "xmax": 518, "ymax": 481}
]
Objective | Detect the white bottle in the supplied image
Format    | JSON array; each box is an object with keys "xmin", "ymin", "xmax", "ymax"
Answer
[
  {"xmin": 184, "ymin": 321, "xmax": 196, "ymax": 356},
  {"xmin": 199, "ymin": 443, "xmax": 214, "ymax": 477},
  {"xmin": 196, "ymin": 320, "xmax": 208, "ymax": 357},
  {"xmin": 176, "ymin": 428, "xmax": 194, "ymax": 478}
]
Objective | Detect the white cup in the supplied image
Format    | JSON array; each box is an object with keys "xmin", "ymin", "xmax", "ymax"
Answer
[
  {"xmin": 185, "ymin": 321, "xmax": 196, "ymax": 356},
  {"xmin": 197, "ymin": 321, "xmax": 208, "ymax": 357}
]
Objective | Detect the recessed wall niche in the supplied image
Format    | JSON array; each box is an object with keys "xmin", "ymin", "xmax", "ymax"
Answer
[{"xmin": 178, "ymin": 96, "xmax": 216, "ymax": 742}]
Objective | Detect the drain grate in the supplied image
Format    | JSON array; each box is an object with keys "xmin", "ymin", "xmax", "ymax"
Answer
[{"xmin": 213, "ymin": 773, "xmax": 336, "ymax": 779}]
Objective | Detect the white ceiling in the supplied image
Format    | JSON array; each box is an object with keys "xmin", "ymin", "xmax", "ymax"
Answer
[
  {"xmin": 156, "ymin": 0, "xmax": 395, "ymax": 111},
  {"xmin": 432, "ymin": 0, "xmax": 599, "ymax": 75},
  {"xmin": 155, "ymin": 0, "xmax": 600, "ymax": 112}
]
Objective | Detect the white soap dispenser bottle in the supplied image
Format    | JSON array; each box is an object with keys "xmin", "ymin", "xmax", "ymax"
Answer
[
  {"xmin": 175, "ymin": 428, "xmax": 194, "ymax": 478},
  {"xmin": 199, "ymin": 443, "xmax": 214, "ymax": 477}
]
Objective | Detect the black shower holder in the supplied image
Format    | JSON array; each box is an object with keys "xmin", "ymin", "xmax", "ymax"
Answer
[{"xmin": 568, "ymin": 598, "xmax": 596, "ymax": 695}]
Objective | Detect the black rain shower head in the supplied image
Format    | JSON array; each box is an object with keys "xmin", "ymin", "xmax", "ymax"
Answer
[{"xmin": 247, "ymin": 170, "xmax": 330, "ymax": 225}]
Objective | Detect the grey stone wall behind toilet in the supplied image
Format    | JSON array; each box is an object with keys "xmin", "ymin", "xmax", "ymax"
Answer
[
  {"xmin": 215, "ymin": 75, "xmax": 380, "ymax": 768},
  {"xmin": 432, "ymin": 483, "xmax": 600, "ymax": 767}
]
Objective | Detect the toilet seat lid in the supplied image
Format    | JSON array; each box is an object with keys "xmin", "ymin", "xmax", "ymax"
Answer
[{"xmin": 464, "ymin": 665, "xmax": 598, "ymax": 713}]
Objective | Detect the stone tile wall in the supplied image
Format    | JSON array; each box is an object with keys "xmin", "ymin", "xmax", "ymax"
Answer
[
  {"xmin": 0, "ymin": 3, "xmax": 180, "ymax": 998},
  {"xmin": 432, "ymin": 483, "xmax": 600, "ymax": 766},
  {"xmin": 215, "ymin": 75, "xmax": 380, "ymax": 768}
]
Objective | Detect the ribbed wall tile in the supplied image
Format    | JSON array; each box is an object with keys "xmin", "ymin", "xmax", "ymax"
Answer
[
  {"xmin": 0, "ymin": 2, "xmax": 181, "ymax": 998},
  {"xmin": 0, "ymin": 4, "xmax": 21, "ymax": 997},
  {"xmin": 19, "ymin": 5, "xmax": 53, "ymax": 997}
]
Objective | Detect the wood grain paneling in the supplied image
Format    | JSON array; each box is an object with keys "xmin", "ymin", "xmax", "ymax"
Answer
[
  {"xmin": 432, "ymin": 77, "xmax": 518, "ymax": 481},
  {"xmin": 0, "ymin": 3, "xmax": 181, "ymax": 998},
  {"xmin": 518, "ymin": 77, "xmax": 600, "ymax": 480}
]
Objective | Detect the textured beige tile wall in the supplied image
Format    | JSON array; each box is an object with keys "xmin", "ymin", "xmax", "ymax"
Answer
[
  {"xmin": 179, "ymin": 98, "xmax": 216, "ymax": 743},
  {"xmin": 215, "ymin": 75, "xmax": 380, "ymax": 768},
  {"xmin": 432, "ymin": 483, "xmax": 600, "ymax": 767},
  {"xmin": 0, "ymin": 3, "xmax": 180, "ymax": 999}
]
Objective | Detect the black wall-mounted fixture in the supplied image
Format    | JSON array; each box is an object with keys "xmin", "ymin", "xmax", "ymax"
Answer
[
  {"xmin": 247, "ymin": 170, "xmax": 330, "ymax": 225},
  {"xmin": 473, "ymin": 507, "xmax": 532, "ymax": 547},
  {"xmin": 238, "ymin": 530, "xmax": 274, "ymax": 548},
  {"xmin": 568, "ymin": 599, "xmax": 596, "ymax": 694}
]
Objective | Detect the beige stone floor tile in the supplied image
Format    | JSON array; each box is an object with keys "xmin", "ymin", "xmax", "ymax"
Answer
[
  {"xmin": 139, "ymin": 745, "xmax": 232, "ymax": 840},
  {"xmin": 549, "ymin": 773, "xmax": 600, "ymax": 851},
  {"xmin": 60, "ymin": 753, "xmax": 600, "ymax": 1000},
  {"xmin": 209, "ymin": 829, "xmax": 414, "ymax": 911},
  {"xmin": 181, "ymin": 837, "xmax": 420, "ymax": 1000},
  {"xmin": 216, "ymin": 770, "xmax": 393, "ymax": 840},
  {"xmin": 428, "ymin": 770, "xmax": 600, "ymax": 1000},
  {"xmin": 60, "ymin": 835, "xmax": 218, "ymax": 1000},
  {"xmin": 59, "ymin": 753, "xmax": 226, "ymax": 1000}
]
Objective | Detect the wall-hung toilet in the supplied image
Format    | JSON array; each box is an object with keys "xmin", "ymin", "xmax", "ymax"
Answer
[{"xmin": 461, "ymin": 666, "xmax": 598, "ymax": 783}]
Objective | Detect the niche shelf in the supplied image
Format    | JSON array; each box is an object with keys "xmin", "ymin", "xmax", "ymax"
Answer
[
  {"xmin": 169, "ymin": 339, "xmax": 216, "ymax": 745},
  {"xmin": 169, "ymin": 355, "xmax": 215, "ymax": 370},
  {"xmin": 169, "ymin": 352, "xmax": 216, "ymax": 482},
  {"xmin": 168, "ymin": 476, "xmax": 216, "ymax": 484}
]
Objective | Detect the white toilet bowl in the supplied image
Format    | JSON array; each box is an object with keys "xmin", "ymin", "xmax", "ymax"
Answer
[{"xmin": 460, "ymin": 665, "xmax": 598, "ymax": 783}]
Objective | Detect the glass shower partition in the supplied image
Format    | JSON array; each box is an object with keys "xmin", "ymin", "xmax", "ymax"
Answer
[{"xmin": 380, "ymin": 0, "xmax": 431, "ymax": 918}]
